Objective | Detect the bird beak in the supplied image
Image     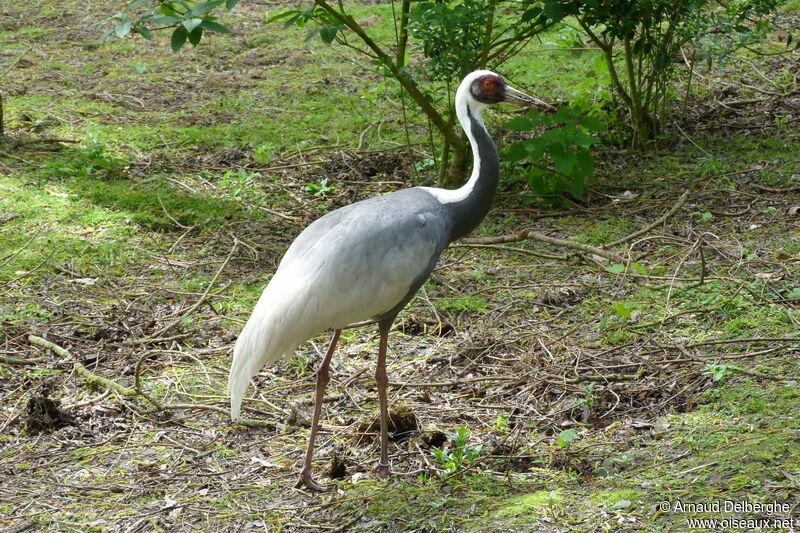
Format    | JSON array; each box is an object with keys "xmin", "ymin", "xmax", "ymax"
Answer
[{"xmin": 502, "ymin": 86, "xmax": 554, "ymax": 112}]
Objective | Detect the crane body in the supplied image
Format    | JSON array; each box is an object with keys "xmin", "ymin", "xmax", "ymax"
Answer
[
  {"xmin": 229, "ymin": 189, "xmax": 449, "ymax": 420},
  {"xmin": 228, "ymin": 70, "xmax": 548, "ymax": 491}
]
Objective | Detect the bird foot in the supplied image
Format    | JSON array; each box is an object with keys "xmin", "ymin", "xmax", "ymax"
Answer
[{"xmin": 295, "ymin": 467, "xmax": 329, "ymax": 492}]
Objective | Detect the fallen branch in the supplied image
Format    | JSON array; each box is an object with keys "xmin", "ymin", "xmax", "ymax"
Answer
[
  {"xmin": 121, "ymin": 333, "xmax": 190, "ymax": 347},
  {"xmin": 726, "ymin": 366, "xmax": 797, "ymax": 382},
  {"xmin": 553, "ymin": 372, "xmax": 641, "ymax": 385},
  {"xmin": 604, "ymin": 190, "xmax": 691, "ymax": 248},
  {"xmin": 390, "ymin": 375, "xmax": 520, "ymax": 388},
  {"xmin": 451, "ymin": 243, "xmax": 566, "ymax": 260},
  {"xmin": 6, "ymin": 137, "xmax": 81, "ymax": 145},
  {"xmin": 460, "ymin": 192, "xmax": 691, "ymax": 267},
  {"xmin": 462, "ymin": 231, "xmax": 625, "ymax": 264},
  {"xmin": 0, "ymin": 354, "xmax": 48, "ymax": 365},
  {"xmin": 687, "ymin": 336, "xmax": 800, "ymax": 348},
  {"xmin": 28, "ymin": 335, "xmax": 270, "ymax": 421},
  {"xmin": 28, "ymin": 335, "xmax": 162, "ymax": 410},
  {"xmin": 752, "ymin": 184, "xmax": 800, "ymax": 193}
]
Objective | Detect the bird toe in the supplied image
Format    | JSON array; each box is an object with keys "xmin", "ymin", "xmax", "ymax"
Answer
[{"xmin": 295, "ymin": 468, "xmax": 329, "ymax": 492}]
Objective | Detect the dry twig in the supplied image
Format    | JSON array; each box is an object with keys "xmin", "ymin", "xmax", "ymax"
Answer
[
  {"xmin": 463, "ymin": 231, "xmax": 625, "ymax": 264},
  {"xmin": 604, "ymin": 190, "xmax": 691, "ymax": 248}
]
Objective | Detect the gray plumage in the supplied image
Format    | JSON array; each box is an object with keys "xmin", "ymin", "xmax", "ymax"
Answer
[{"xmin": 227, "ymin": 70, "xmax": 546, "ymax": 490}]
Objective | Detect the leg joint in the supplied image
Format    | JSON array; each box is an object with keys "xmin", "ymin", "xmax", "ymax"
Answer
[
  {"xmin": 374, "ymin": 368, "xmax": 388, "ymax": 387},
  {"xmin": 316, "ymin": 367, "xmax": 331, "ymax": 387}
]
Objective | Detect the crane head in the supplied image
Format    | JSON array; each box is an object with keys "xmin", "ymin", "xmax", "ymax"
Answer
[{"xmin": 467, "ymin": 71, "xmax": 553, "ymax": 112}]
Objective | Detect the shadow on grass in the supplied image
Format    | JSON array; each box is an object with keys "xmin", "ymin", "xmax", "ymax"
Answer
[{"xmin": 18, "ymin": 142, "xmax": 262, "ymax": 231}]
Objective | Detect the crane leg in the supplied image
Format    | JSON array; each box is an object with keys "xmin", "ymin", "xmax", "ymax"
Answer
[
  {"xmin": 374, "ymin": 321, "xmax": 392, "ymax": 478},
  {"xmin": 295, "ymin": 328, "xmax": 341, "ymax": 492}
]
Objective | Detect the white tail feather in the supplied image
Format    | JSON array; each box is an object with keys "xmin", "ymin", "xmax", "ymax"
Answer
[{"xmin": 228, "ymin": 270, "xmax": 321, "ymax": 420}]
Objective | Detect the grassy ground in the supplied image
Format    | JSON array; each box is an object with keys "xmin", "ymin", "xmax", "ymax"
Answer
[{"xmin": 1, "ymin": 1, "xmax": 799, "ymax": 532}]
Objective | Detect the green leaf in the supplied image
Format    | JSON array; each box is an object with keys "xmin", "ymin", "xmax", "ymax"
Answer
[
  {"xmin": 786, "ymin": 287, "xmax": 800, "ymax": 300},
  {"xmin": 539, "ymin": 128, "xmax": 566, "ymax": 143},
  {"xmin": 226, "ymin": 0, "xmax": 238, "ymax": 8},
  {"xmin": 267, "ymin": 9, "xmax": 299, "ymax": 23},
  {"xmin": 528, "ymin": 168, "xmax": 548, "ymax": 194},
  {"xmin": 575, "ymin": 149, "xmax": 595, "ymax": 177},
  {"xmin": 580, "ymin": 115, "xmax": 604, "ymax": 132},
  {"xmin": 319, "ymin": 25, "xmax": 340, "ymax": 44},
  {"xmin": 187, "ymin": 0, "xmax": 225, "ymax": 17},
  {"xmin": 151, "ymin": 15, "xmax": 182, "ymax": 24},
  {"xmin": 613, "ymin": 302, "xmax": 631, "ymax": 318},
  {"xmin": 606, "ymin": 263, "xmax": 625, "ymax": 274},
  {"xmin": 200, "ymin": 19, "xmax": 233, "ymax": 33},
  {"xmin": 304, "ymin": 28, "xmax": 322, "ymax": 42},
  {"xmin": 543, "ymin": 0, "xmax": 565, "ymax": 22},
  {"xmin": 521, "ymin": 6, "xmax": 542, "ymax": 22},
  {"xmin": 631, "ymin": 262, "xmax": 648, "ymax": 275},
  {"xmin": 114, "ymin": 21, "xmax": 133, "ymax": 38},
  {"xmin": 506, "ymin": 116, "xmax": 533, "ymax": 131},
  {"xmin": 526, "ymin": 138, "xmax": 547, "ymax": 160},
  {"xmin": 593, "ymin": 53, "xmax": 609, "ymax": 76},
  {"xmin": 130, "ymin": 61, "xmax": 147, "ymax": 74},
  {"xmin": 570, "ymin": 173, "xmax": 584, "ymax": 200},
  {"xmin": 571, "ymin": 130, "xmax": 598, "ymax": 147},
  {"xmin": 554, "ymin": 106, "xmax": 580, "ymax": 123},
  {"xmin": 96, "ymin": 27, "xmax": 114, "ymax": 44},
  {"xmin": 182, "ymin": 17, "xmax": 203, "ymax": 32},
  {"xmin": 268, "ymin": 8, "xmax": 313, "ymax": 28},
  {"xmin": 188, "ymin": 26, "xmax": 203, "ymax": 46},
  {"xmin": 171, "ymin": 26, "xmax": 188, "ymax": 52},
  {"xmin": 557, "ymin": 429, "xmax": 577, "ymax": 449},
  {"xmin": 503, "ymin": 143, "xmax": 530, "ymax": 163},
  {"xmin": 526, "ymin": 108, "xmax": 542, "ymax": 122},
  {"xmin": 553, "ymin": 148, "xmax": 577, "ymax": 175},
  {"xmin": 136, "ymin": 26, "xmax": 153, "ymax": 39}
]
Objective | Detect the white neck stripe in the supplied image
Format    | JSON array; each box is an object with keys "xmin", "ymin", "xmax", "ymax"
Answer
[{"xmin": 421, "ymin": 71, "xmax": 495, "ymax": 204}]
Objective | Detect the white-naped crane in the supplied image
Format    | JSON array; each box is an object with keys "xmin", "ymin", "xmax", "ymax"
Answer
[{"xmin": 229, "ymin": 70, "xmax": 550, "ymax": 491}]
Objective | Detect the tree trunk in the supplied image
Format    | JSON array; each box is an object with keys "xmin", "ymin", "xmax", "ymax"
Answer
[
  {"xmin": 440, "ymin": 139, "xmax": 469, "ymax": 188},
  {"xmin": 437, "ymin": 107, "xmax": 468, "ymax": 188},
  {"xmin": 315, "ymin": 0, "xmax": 466, "ymax": 181}
]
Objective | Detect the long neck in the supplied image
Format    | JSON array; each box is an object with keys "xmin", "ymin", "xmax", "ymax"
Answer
[{"xmin": 446, "ymin": 103, "xmax": 500, "ymax": 242}]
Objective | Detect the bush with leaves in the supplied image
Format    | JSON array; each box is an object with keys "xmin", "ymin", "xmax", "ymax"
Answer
[
  {"xmin": 432, "ymin": 427, "xmax": 483, "ymax": 475},
  {"xmin": 99, "ymin": 0, "xmax": 238, "ymax": 52},
  {"xmin": 542, "ymin": 0, "xmax": 785, "ymax": 148},
  {"xmin": 407, "ymin": 0, "xmax": 491, "ymax": 82},
  {"xmin": 267, "ymin": 0, "xmax": 555, "ymax": 186},
  {"xmin": 103, "ymin": 0, "xmax": 606, "ymax": 196},
  {"xmin": 504, "ymin": 107, "xmax": 604, "ymax": 202}
]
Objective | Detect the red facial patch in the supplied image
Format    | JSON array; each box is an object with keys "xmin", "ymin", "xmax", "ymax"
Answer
[
  {"xmin": 480, "ymin": 76, "xmax": 500, "ymax": 91},
  {"xmin": 472, "ymin": 74, "xmax": 505, "ymax": 104}
]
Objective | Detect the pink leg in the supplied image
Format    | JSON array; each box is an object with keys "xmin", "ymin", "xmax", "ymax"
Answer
[
  {"xmin": 374, "ymin": 324, "xmax": 391, "ymax": 478},
  {"xmin": 295, "ymin": 329, "xmax": 341, "ymax": 491}
]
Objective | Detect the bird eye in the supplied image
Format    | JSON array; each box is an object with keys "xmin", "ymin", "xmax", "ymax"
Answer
[{"xmin": 481, "ymin": 78, "xmax": 498, "ymax": 90}]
